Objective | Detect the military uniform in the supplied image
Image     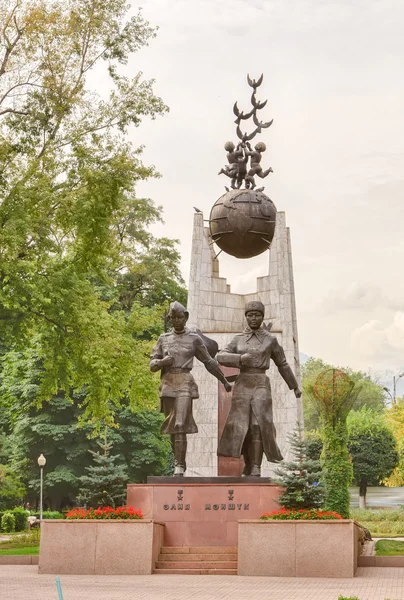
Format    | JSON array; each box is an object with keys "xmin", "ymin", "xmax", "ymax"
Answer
[
  {"xmin": 217, "ymin": 326, "xmax": 298, "ymax": 464},
  {"xmin": 150, "ymin": 328, "xmax": 222, "ymax": 435}
]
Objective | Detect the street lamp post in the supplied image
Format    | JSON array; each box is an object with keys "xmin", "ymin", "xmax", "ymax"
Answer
[
  {"xmin": 37, "ymin": 454, "xmax": 46, "ymax": 522},
  {"xmin": 383, "ymin": 387, "xmax": 393, "ymax": 405},
  {"xmin": 393, "ymin": 373, "xmax": 404, "ymax": 404}
]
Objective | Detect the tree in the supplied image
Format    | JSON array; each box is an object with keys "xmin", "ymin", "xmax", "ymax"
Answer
[
  {"xmin": 77, "ymin": 430, "xmax": 128, "ymax": 508},
  {"xmin": 307, "ymin": 368, "xmax": 361, "ymax": 518},
  {"xmin": 384, "ymin": 399, "xmax": 404, "ymax": 486},
  {"xmin": 0, "ymin": 464, "xmax": 25, "ymax": 510},
  {"xmin": 1, "ymin": 366, "xmax": 172, "ymax": 509},
  {"xmin": 347, "ymin": 407, "xmax": 398, "ymax": 509},
  {"xmin": 0, "ymin": 0, "xmax": 175, "ymax": 424},
  {"xmin": 303, "ymin": 358, "xmax": 386, "ymax": 431},
  {"xmin": 274, "ymin": 426, "xmax": 324, "ymax": 510},
  {"xmin": 107, "ymin": 408, "xmax": 171, "ymax": 484}
]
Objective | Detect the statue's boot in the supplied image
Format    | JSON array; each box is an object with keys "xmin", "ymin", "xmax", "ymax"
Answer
[
  {"xmin": 241, "ymin": 436, "xmax": 251, "ymax": 476},
  {"xmin": 174, "ymin": 433, "xmax": 187, "ymax": 477},
  {"xmin": 249, "ymin": 437, "xmax": 263, "ymax": 477}
]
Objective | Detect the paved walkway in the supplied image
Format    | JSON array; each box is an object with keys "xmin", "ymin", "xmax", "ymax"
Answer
[{"xmin": 1, "ymin": 566, "xmax": 404, "ymax": 600}]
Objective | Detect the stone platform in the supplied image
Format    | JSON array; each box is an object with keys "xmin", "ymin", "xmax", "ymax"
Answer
[{"xmin": 127, "ymin": 477, "xmax": 281, "ymax": 547}]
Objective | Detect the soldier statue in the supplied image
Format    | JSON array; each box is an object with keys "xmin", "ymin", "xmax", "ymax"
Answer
[
  {"xmin": 150, "ymin": 301, "xmax": 231, "ymax": 476},
  {"xmin": 217, "ymin": 301, "xmax": 302, "ymax": 477}
]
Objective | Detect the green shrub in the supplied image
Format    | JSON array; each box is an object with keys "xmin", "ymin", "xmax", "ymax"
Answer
[
  {"xmin": 32, "ymin": 511, "xmax": 63, "ymax": 520},
  {"xmin": 1, "ymin": 512, "xmax": 16, "ymax": 533},
  {"xmin": 11, "ymin": 508, "xmax": 28, "ymax": 532},
  {"xmin": 338, "ymin": 596, "xmax": 360, "ymax": 600}
]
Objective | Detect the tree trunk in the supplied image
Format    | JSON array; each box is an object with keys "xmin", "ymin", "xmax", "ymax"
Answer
[{"xmin": 359, "ymin": 479, "xmax": 367, "ymax": 510}]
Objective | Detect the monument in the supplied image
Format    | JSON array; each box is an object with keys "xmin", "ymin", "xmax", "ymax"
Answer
[{"xmin": 127, "ymin": 74, "xmax": 303, "ymax": 548}]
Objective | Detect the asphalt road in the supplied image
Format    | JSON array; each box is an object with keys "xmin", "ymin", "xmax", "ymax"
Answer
[{"xmin": 350, "ymin": 486, "xmax": 404, "ymax": 508}]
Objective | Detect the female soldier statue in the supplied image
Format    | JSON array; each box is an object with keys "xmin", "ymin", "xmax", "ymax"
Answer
[
  {"xmin": 150, "ymin": 301, "xmax": 231, "ymax": 476},
  {"xmin": 217, "ymin": 301, "xmax": 302, "ymax": 477}
]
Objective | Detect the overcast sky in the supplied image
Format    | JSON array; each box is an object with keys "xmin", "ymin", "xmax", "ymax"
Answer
[{"xmin": 124, "ymin": 0, "xmax": 404, "ymax": 392}]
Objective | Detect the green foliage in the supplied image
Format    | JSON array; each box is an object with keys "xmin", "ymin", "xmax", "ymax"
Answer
[
  {"xmin": 274, "ymin": 427, "xmax": 324, "ymax": 510},
  {"xmin": 0, "ymin": 464, "xmax": 26, "ymax": 510},
  {"xmin": 0, "ymin": 529, "xmax": 40, "ymax": 553},
  {"xmin": 337, "ymin": 597, "xmax": 360, "ymax": 600},
  {"xmin": 32, "ymin": 511, "xmax": 63, "ymax": 520},
  {"xmin": 304, "ymin": 431, "xmax": 323, "ymax": 461},
  {"xmin": 106, "ymin": 409, "xmax": 171, "ymax": 484},
  {"xmin": 351, "ymin": 508, "xmax": 404, "ymax": 536},
  {"xmin": 302, "ymin": 358, "xmax": 386, "ymax": 431},
  {"xmin": 0, "ymin": 547, "xmax": 39, "ymax": 556},
  {"xmin": 2, "ymin": 383, "xmax": 170, "ymax": 508},
  {"xmin": 375, "ymin": 539, "xmax": 404, "ymax": 556},
  {"xmin": 347, "ymin": 408, "xmax": 398, "ymax": 506},
  {"xmin": 306, "ymin": 369, "xmax": 361, "ymax": 519},
  {"xmin": 1, "ymin": 511, "xmax": 15, "ymax": 533},
  {"xmin": 77, "ymin": 432, "xmax": 128, "ymax": 508},
  {"xmin": 10, "ymin": 508, "xmax": 28, "ymax": 532},
  {"xmin": 385, "ymin": 399, "xmax": 404, "ymax": 486},
  {"xmin": 320, "ymin": 422, "xmax": 353, "ymax": 518},
  {"xmin": 0, "ymin": 0, "xmax": 184, "ymax": 426}
]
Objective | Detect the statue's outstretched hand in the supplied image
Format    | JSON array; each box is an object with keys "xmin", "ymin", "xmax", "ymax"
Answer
[
  {"xmin": 224, "ymin": 381, "xmax": 232, "ymax": 393},
  {"xmin": 294, "ymin": 387, "xmax": 302, "ymax": 398}
]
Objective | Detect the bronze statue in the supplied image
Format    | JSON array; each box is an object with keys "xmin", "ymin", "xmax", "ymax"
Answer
[
  {"xmin": 218, "ymin": 141, "xmax": 248, "ymax": 189},
  {"xmin": 219, "ymin": 74, "xmax": 273, "ymax": 191},
  {"xmin": 150, "ymin": 301, "xmax": 231, "ymax": 476},
  {"xmin": 245, "ymin": 142, "xmax": 273, "ymax": 190},
  {"xmin": 217, "ymin": 301, "xmax": 302, "ymax": 477}
]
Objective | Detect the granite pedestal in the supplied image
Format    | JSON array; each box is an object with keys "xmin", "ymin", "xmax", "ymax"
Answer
[{"xmin": 127, "ymin": 477, "xmax": 282, "ymax": 547}]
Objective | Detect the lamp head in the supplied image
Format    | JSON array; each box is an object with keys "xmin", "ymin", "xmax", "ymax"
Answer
[{"xmin": 37, "ymin": 454, "xmax": 46, "ymax": 467}]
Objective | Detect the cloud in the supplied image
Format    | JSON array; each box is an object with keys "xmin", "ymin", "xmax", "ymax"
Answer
[
  {"xmin": 351, "ymin": 312, "xmax": 404, "ymax": 364},
  {"xmin": 319, "ymin": 283, "xmax": 402, "ymax": 315}
]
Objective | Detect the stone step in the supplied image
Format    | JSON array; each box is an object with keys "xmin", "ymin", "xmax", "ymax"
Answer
[
  {"xmin": 153, "ymin": 568, "xmax": 238, "ymax": 575},
  {"xmin": 160, "ymin": 546, "xmax": 237, "ymax": 555},
  {"xmin": 158, "ymin": 553, "xmax": 237, "ymax": 562},
  {"xmin": 155, "ymin": 561, "xmax": 237, "ymax": 570}
]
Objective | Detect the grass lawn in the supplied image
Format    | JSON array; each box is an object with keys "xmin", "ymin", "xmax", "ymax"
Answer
[
  {"xmin": 0, "ymin": 547, "xmax": 39, "ymax": 556},
  {"xmin": 0, "ymin": 530, "xmax": 40, "ymax": 556},
  {"xmin": 351, "ymin": 508, "xmax": 404, "ymax": 536},
  {"xmin": 375, "ymin": 539, "xmax": 404, "ymax": 556}
]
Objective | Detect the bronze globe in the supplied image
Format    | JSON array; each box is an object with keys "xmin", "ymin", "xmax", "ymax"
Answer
[{"xmin": 209, "ymin": 189, "xmax": 277, "ymax": 259}]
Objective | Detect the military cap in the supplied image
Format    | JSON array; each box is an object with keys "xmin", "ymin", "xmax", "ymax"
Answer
[
  {"xmin": 244, "ymin": 300, "xmax": 265, "ymax": 316},
  {"xmin": 168, "ymin": 301, "xmax": 188, "ymax": 316}
]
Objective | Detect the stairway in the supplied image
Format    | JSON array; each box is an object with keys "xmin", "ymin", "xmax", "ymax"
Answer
[{"xmin": 153, "ymin": 546, "xmax": 238, "ymax": 575}]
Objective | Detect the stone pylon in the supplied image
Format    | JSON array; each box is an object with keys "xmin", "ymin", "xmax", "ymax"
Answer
[{"xmin": 186, "ymin": 210, "xmax": 303, "ymax": 477}]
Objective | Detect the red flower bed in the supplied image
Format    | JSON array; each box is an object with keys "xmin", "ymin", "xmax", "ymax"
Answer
[
  {"xmin": 66, "ymin": 506, "xmax": 143, "ymax": 520},
  {"xmin": 261, "ymin": 508, "xmax": 343, "ymax": 521}
]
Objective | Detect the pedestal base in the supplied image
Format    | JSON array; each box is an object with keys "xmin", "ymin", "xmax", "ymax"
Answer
[{"xmin": 127, "ymin": 477, "xmax": 282, "ymax": 547}]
